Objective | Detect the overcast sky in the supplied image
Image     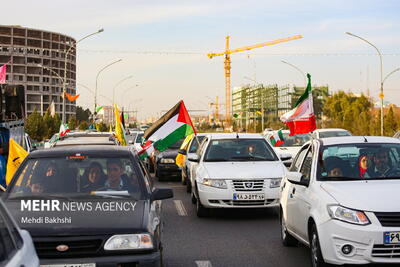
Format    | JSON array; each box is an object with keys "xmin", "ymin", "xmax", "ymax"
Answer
[{"xmin": 2, "ymin": 0, "xmax": 400, "ymax": 120}]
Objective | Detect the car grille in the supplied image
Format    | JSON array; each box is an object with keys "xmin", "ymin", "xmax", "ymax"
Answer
[
  {"xmin": 34, "ymin": 238, "xmax": 104, "ymax": 258},
  {"xmin": 232, "ymin": 180, "xmax": 265, "ymax": 192},
  {"xmin": 372, "ymin": 244, "xmax": 400, "ymax": 258},
  {"xmin": 375, "ymin": 212, "xmax": 400, "ymax": 227}
]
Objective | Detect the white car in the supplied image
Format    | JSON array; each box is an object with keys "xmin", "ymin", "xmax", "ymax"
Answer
[
  {"xmin": 189, "ymin": 133, "xmax": 288, "ymax": 217},
  {"xmin": 280, "ymin": 136, "xmax": 400, "ymax": 266},
  {"xmin": 265, "ymin": 130, "xmax": 311, "ymax": 167},
  {"xmin": 312, "ymin": 128, "xmax": 352, "ymax": 139}
]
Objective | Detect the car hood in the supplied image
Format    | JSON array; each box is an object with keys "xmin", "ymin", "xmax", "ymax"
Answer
[
  {"xmin": 274, "ymin": 146, "xmax": 300, "ymax": 158},
  {"xmin": 320, "ymin": 180, "xmax": 400, "ymax": 212},
  {"xmin": 203, "ymin": 161, "xmax": 285, "ymax": 179},
  {"xmin": 5, "ymin": 199, "xmax": 147, "ymax": 236},
  {"xmin": 157, "ymin": 149, "xmax": 179, "ymax": 159}
]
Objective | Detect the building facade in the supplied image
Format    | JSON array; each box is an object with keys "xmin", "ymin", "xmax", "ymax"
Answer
[{"xmin": 0, "ymin": 25, "xmax": 77, "ymax": 119}]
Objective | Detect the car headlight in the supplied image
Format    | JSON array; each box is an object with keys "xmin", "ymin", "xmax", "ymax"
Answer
[
  {"xmin": 327, "ymin": 205, "xmax": 370, "ymax": 225},
  {"xmin": 269, "ymin": 178, "xmax": 282, "ymax": 188},
  {"xmin": 201, "ymin": 178, "xmax": 227, "ymax": 189},
  {"xmin": 104, "ymin": 234, "xmax": 153, "ymax": 250},
  {"xmin": 160, "ymin": 158, "xmax": 174, "ymax": 164}
]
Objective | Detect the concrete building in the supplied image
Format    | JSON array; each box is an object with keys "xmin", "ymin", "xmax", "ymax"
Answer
[{"xmin": 0, "ymin": 25, "xmax": 77, "ymax": 119}]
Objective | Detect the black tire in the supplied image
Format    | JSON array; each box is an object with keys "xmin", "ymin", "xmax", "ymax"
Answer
[
  {"xmin": 156, "ymin": 169, "xmax": 164, "ymax": 181},
  {"xmin": 280, "ymin": 210, "xmax": 298, "ymax": 246},
  {"xmin": 196, "ymin": 196, "xmax": 210, "ymax": 217},
  {"xmin": 310, "ymin": 224, "xmax": 331, "ymax": 267},
  {"xmin": 186, "ymin": 179, "xmax": 191, "ymax": 193},
  {"xmin": 191, "ymin": 192, "xmax": 197, "ymax": 204}
]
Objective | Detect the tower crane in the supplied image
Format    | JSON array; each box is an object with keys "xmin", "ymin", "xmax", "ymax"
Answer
[{"xmin": 208, "ymin": 34, "xmax": 303, "ymax": 126}]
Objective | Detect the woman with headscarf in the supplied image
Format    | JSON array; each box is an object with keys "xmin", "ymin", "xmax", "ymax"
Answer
[
  {"xmin": 81, "ymin": 162, "xmax": 106, "ymax": 192},
  {"xmin": 358, "ymin": 154, "xmax": 371, "ymax": 178}
]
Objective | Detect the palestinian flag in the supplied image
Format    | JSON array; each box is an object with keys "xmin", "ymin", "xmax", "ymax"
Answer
[
  {"xmin": 139, "ymin": 100, "xmax": 196, "ymax": 159},
  {"xmin": 59, "ymin": 123, "xmax": 70, "ymax": 137},
  {"xmin": 138, "ymin": 140, "xmax": 154, "ymax": 160},
  {"xmin": 280, "ymin": 73, "xmax": 316, "ymax": 136},
  {"xmin": 270, "ymin": 130, "xmax": 284, "ymax": 147}
]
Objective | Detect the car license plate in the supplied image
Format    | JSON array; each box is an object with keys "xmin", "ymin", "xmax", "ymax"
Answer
[
  {"xmin": 233, "ymin": 193, "xmax": 265, "ymax": 200},
  {"xmin": 40, "ymin": 264, "xmax": 95, "ymax": 267},
  {"xmin": 384, "ymin": 232, "xmax": 400, "ymax": 244}
]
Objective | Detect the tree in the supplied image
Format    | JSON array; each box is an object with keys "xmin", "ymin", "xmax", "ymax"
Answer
[
  {"xmin": 25, "ymin": 109, "xmax": 45, "ymax": 141},
  {"xmin": 78, "ymin": 121, "xmax": 89, "ymax": 131},
  {"xmin": 42, "ymin": 111, "xmax": 61, "ymax": 139},
  {"xmin": 76, "ymin": 106, "xmax": 92, "ymax": 122},
  {"xmin": 384, "ymin": 106, "xmax": 398, "ymax": 136},
  {"xmin": 68, "ymin": 116, "xmax": 77, "ymax": 130}
]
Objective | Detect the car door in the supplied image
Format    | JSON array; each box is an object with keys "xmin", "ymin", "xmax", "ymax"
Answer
[
  {"xmin": 290, "ymin": 145, "xmax": 314, "ymax": 241},
  {"xmin": 285, "ymin": 145, "xmax": 310, "ymax": 232},
  {"xmin": 191, "ymin": 138, "xmax": 209, "ymax": 191}
]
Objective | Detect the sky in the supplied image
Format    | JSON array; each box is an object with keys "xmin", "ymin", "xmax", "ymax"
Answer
[{"xmin": 2, "ymin": 0, "xmax": 400, "ymax": 120}]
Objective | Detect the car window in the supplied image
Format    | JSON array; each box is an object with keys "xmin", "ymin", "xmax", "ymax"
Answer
[
  {"xmin": 270, "ymin": 133, "xmax": 310, "ymax": 147},
  {"xmin": 203, "ymin": 138, "xmax": 278, "ymax": 162},
  {"xmin": 318, "ymin": 143, "xmax": 400, "ymax": 180},
  {"xmin": 7, "ymin": 156, "xmax": 144, "ymax": 199},
  {"xmin": 197, "ymin": 138, "xmax": 208, "ymax": 158},
  {"xmin": 0, "ymin": 211, "xmax": 17, "ymax": 263},
  {"xmin": 0, "ymin": 204, "xmax": 22, "ymax": 249},
  {"xmin": 135, "ymin": 133, "xmax": 144, "ymax": 144},
  {"xmin": 188, "ymin": 136, "xmax": 205, "ymax": 153},
  {"xmin": 289, "ymin": 145, "xmax": 310, "ymax": 172},
  {"xmin": 299, "ymin": 148, "xmax": 313, "ymax": 184}
]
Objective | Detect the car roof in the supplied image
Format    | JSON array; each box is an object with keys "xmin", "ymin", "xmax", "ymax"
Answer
[
  {"xmin": 206, "ymin": 133, "xmax": 264, "ymax": 140},
  {"xmin": 29, "ymin": 145, "xmax": 134, "ymax": 158},
  {"xmin": 314, "ymin": 128, "xmax": 350, "ymax": 133},
  {"xmin": 51, "ymin": 132, "xmax": 117, "ymax": 147},
  {"xmin": 318, "ymin": 136, "xmax": 400, "ymax": 146}
]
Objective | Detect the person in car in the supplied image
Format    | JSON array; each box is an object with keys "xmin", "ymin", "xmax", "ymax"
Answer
[
  {"xmin": 324, "ymin": 156, "xmax": 345, "ymax": 177},
  {"xmin": 30, "ymin": 163, "xmax": 59, "ymax": 193},
  {"xmin": 30, "ymin": 176, "xmax": 45, "ymax": 194},
  {"xmin": 97, "ymin": 159, "xmax": 129, "ymax": 191},
  {"xmin": 81, "ymin": 162, "xmax": 107, "ymax": 192},
  {"xmin": 359, "ymin": 154, "xmax": 371, "ymax": 178},
  {"xmin": 371, "ymin": 150, "xmax": 391, "ymax": 177}
]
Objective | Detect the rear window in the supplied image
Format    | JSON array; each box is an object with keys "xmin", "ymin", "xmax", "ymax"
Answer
[
  {"xmin": 319, "ymin": 131, "xmax": 351, "ymax": 138},
  {"xmin": 7, "ymin": 156, "xmax": 144, "ymax": 200}
]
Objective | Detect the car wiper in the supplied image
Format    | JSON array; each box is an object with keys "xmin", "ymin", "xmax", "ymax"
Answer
[
  {"xmin": 204, "ymin": 158, "xmax": 229, "ymax": 162},
  {"xmin": 88, "ymin": 191, "xmax": 137, "ymax": 200},
  {"xmin": 319, "ymin": 176, "xmax": 362, "ymax": 181}
]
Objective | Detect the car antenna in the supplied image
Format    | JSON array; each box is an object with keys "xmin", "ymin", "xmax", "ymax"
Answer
[{"xmin": 363, "ymin": 136, "xmax": 368, "ymax": 143}]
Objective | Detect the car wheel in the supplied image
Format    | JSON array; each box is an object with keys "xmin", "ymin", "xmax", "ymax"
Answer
[
  {"xmin": 280, "ymin": 210, "xmax": 298, "ymax": 247},
  {"xmin": 186, "ymin": 179, "xmax": 191, "ymax": 193},
  {"xmin": 156, "ymin": 169, "xmax": 164, "ymax": 181},
  {"xmin": 191, "ymin": 192, "xmax": 197, "ymax": 204},
  {"xmin": 196, "ymin": 196, "xmax": 210, "ymax": 217},
  {"xmin": 310, "ymin": 224, "xmax": 331, "ymax": 267}
]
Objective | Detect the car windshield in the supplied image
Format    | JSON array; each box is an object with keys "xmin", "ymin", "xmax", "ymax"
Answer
[
  {"xmin": 7, "ymin": 156, "xmax": 144, "ymax": 199},
  {"xmin": 169, "ymin": 139, "xmax": 184, "ymax": 149},
  {"xmin": 204, "ymin": 139, "xmax": 278, "ymax": 162},
  {"xmin": 319, "ymin": 131, "xmax": 351, "ymax": 138},
  {"xmin": 188, "ymin": 136, "xmax": 205, "ymax": 153},
  {"xmin": 318, "ymin": 143, "xmax": 400, "ymax": 181},
  {"xmin": 135, "ymin": 133, "xmax": 144, "ymax": 144},
  {"xmin": 279, "ymin": 133, "xmax": 310, "ymax": 147}
]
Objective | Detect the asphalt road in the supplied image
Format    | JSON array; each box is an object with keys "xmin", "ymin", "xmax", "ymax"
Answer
[{"xmin": 155, "ymin": 177, "xmax": 390, "ymax": 267}]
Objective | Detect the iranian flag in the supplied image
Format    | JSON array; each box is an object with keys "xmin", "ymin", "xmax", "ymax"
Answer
[
  {"xmin": 280, "ymin": 73, "xmax": 316, "ymax": 136},
  {"xmin": 270, "ymin": 130, "xmax": 284, "ymax": 147},
  {"xmin": 139, "ymin": 100, "xmax": 196, "ymax": 160},
  {"xmin": 59, "ymin": 123, "xmax": 70, "ymax": 137}
]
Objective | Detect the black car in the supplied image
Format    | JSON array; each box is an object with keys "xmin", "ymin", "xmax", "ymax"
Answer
[
  {"xmin": 154, "ymin": 139, "xmax": 184, "ymax": 181},
  {"xmin": 3, "ymin": 145, "xmax": 173, "ymax": 267}
]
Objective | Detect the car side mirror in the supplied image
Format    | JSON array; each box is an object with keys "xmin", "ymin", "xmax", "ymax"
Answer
[
  {"xmin": 178, "ymin": 149, "xmax": 187, "ymax": 155},
  {"xmin": 151, "ymin": 188, "xmax": 173, "ymax": 201},
  {"xmin": 286, "ymin": 171, "xmax": 308, "ymax": 186},
  {"xmin": 280, "ymin": 153, "xmax": 292, "ymax": 162},
  {"xmin": 187, "ymin": 154, "xmax": 199, "ymax": 162}
]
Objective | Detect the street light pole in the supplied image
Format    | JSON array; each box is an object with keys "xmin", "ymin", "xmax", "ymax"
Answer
[
  {"xmin": 38, "ymin": 64, "xmax": 64, "ymax": 116},
  {"xmin": 346, "ymin": 32, "xmax": 384, "ymax": 136},
  {"xmin": 94, "ymin": 59, "xmax": 122, "ymax": 117},
  {"xmin": 112, "ymin": 75, "xmax": 134, "ymax": 105},
  {"xmin": 281, "ymin": 60, "xmax": 307, "ymax": 87},
  {"xmin": 63, "ymin": 28, "xmax": 104, "ymax": 124},
  {"xmin": 120, "ymin": 84, "xmax": 139, "ymax": 107}
]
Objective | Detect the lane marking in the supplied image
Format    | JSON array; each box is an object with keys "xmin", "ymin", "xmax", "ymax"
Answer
[
  {"xmin": 195, "ymin": 260, "xmax": 213, "ymax": 267},
  {"xmin": 174, "ymin": 200, "xmax": 188, "ymax": 216}
]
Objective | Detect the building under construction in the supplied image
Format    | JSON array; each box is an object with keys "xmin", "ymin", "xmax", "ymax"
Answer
[{"xmin": 232, "ymin": 84, "xmax": 329, "ymax": 131}]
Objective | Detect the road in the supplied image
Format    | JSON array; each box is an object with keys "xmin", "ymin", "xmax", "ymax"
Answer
[{"xmin": 156, "ymin": 177, "xmax": 389, "ymax": 267}]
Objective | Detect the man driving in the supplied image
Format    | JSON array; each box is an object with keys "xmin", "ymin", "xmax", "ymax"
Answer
[
  {"xmin": 372, "ymin": 149, "xmax": 391, "ymax": 177},
  {"xmin": 102, "ymin": 159, "xmax": 127, "ymax": 191}
]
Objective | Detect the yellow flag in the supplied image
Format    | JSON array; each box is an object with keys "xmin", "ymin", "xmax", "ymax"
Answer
[
  {"xmin": 6, "ymin": 138, "xmax": 28, "ymax": 185},
  {"xmin": 114, "ymin": 104, "xmax": 127, "ymax": 146},
  {"xmin": 175, "ymin": 134, "xmax": 194, "ymax": 168}
]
